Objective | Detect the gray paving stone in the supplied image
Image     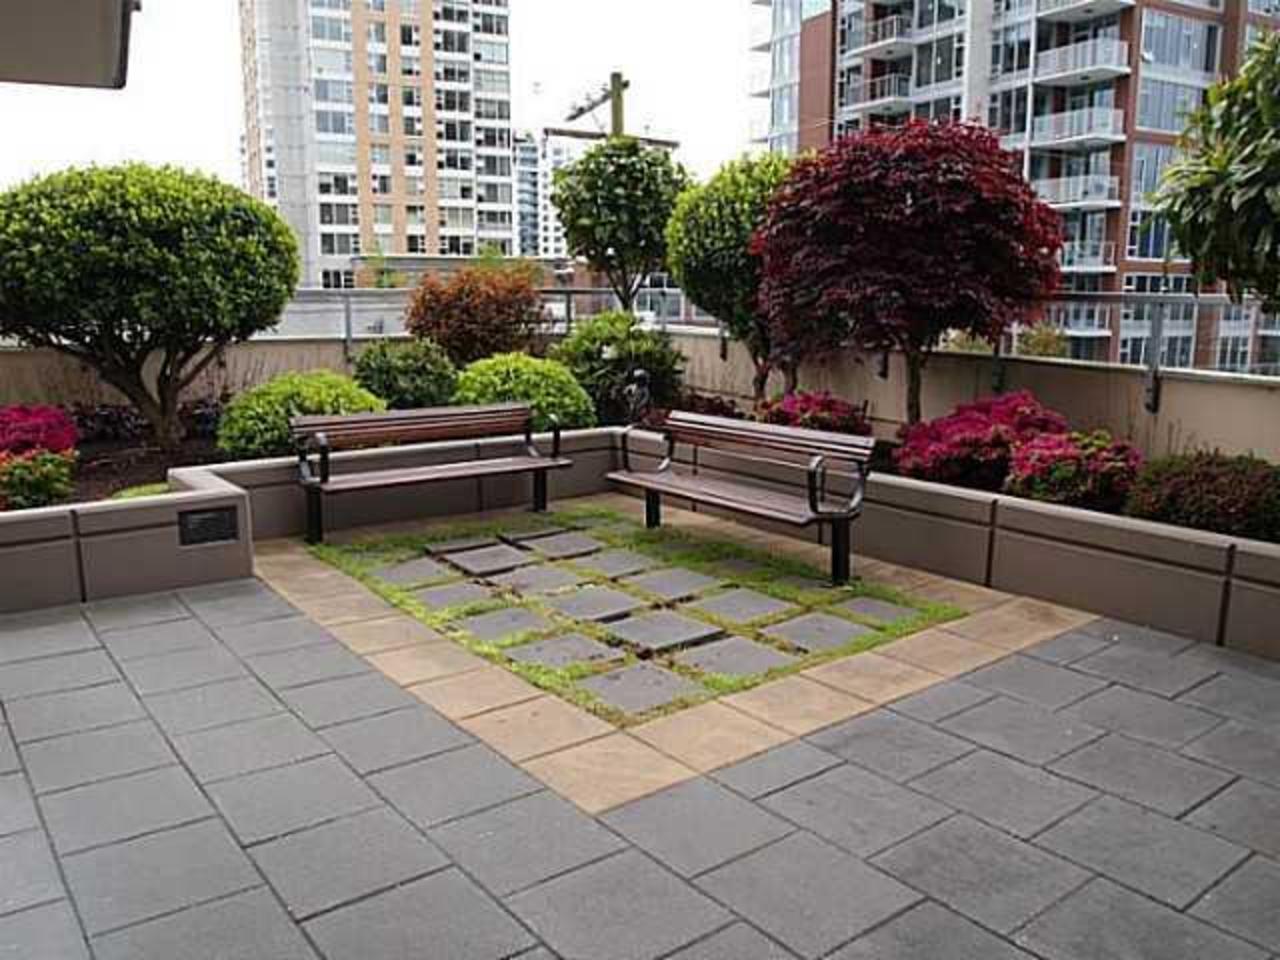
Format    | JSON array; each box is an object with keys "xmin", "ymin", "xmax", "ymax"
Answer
[
  {"xmin": 207, "ymin": 755, "xmax": 381, "ymax": 845},
  {"xmin": 0, "ymin": 900, "xmax": 89, "ymax": 960},
  {"xmin": 808, "ymin": 711, "xmax": 972, "ymax": 783},
  {"xmin": 836, "ymin": 597, "xmax": 918, "ymax": 625},
  {"xmin": 5, "ymin": 683, "xmax": 145, "ymax": 743},
  {"xmin": 489, "ymin": 563, "xmax": 586, "ymax": 595},
  {"xmin": 579, "ymin": 663, "xmax": 705, "ymax": 714},
  {"xmin": 280, "ymin": 672, "xmax": 417, "ymax": 728},
  {"xmin": 941, "ymin": 696, "xmax": 1104, "ymax": 765},
  {"xmin": 372, "ymin": 555, "xmax": 452, "ymax": 586},
  {"xmin": 1190, "ymin": 855, "xmax": 1280, "ymax": 953},
  {"xmin": 606, "ymin": 611, "xmax": 722, "ymax": 653},
  {"xmin": 0, "ymin": 773, "xmax": 38, "ymax": 838},
  {"xmin": 1181, "ymin": 672, "xmax": 1280, "ymax": 728},
  {"xmin": 624, "ymin": 567, "xmax": 723, "ymax": 601},
  {"xmin": 509, "ymin": 849, "xmax": 729, "ymax": 960},
  {"xmin": 1185, "ymin": 777, "xmax": 1280, "ymax": 858},
  {"xmin": 576, "ymin": 548, "xmax": 659, "ymax": 578},
  {"xmin": 173, "ymin": 713, "xmax": 329, "ymax": 784},
  {"xmin": 41, "ymin": 766, "xmax": 212, "ymax": 855},
  {"xmin": 412, "ymin": 581, "xmax": 494, "ymax": 610},
  {"xmin": 1023, "ymin": 630, "xmax": 1113, "ymax": 665},
  {"xmin": 712, "ymin": 741, "xmax": 843, "ymax": 799},
  {"xmin": 761, "ymin": 763, "xmax": 949, "ymax": 857},
  {"xmin": 0, "ymin": 650, "xmax": 118, "ymax": 701},
  {"xmin": 1037, "ymin": 796, "xmax": 1247, "ymax": 909},
  {"xmin": 911, "ymin": 750, "xmax": 1095, "ymax": 838},
  {"xmin": 674, "ymin": 636, "xmax": 798, "ymax": 677},
  {"xmin": 251, "ymin": 807, "xmax": 448, "ymax": 919},
  {"xmin": 890, "ymin": 680, "xmax": 995, "ymax": 724},
  {"xmin": 179, "ymin": 579, "xmax": 298, "ymax": 629},
  {"xmin": 215, "ymin": 617, "xmax": 336, "ymax": 658},
  {"xmin": 432, "ymin": 790, "xmax": 626, "ymax": 895},
  {"xmin": 0, "ymin": 609, "xmax": 98, "ymax": 666},
  {"xmin": 1078, "ymin": 617, "xmax": 1197, "ymax": 654},
  {"xmin": 247, "ymin": 643, "xmax": 370, "ymax": 691},
  {"xmin": 145, "ymin": 677, "xmax": 282, "ymax": 736},
  {"xmin": 98, "ymin": 619, "xmax": 220, "ymax": 663},
  {"xmin": 544, "ymin": 585, "xmax": 647, "ymax": 622},
  {"xmin": 965, "ymin": 655, "xmax": 1108, "ymax": 710},
  {"xmin": 524, "ymin": 531, "xmax": 606, "ymax": 559},
  {"xmin": 447, "ymin": 544, "xmax": 536, "ymax": 576},
  {"xmin": 1183, "ymin": 721, "xmax": 1280, "ymax": 788},
  {"xmin": 687, "ymin": 588, "xmax": 797, "ymax": 624},
  {"xmin": 501, "ymin": 525, "xmax": 572, "ymax": 543},
  {"xmin": 63, "ymin": 820, "xmax": 259, "ymax": 934},
  {"xmin": 426, "ymin": 534, "xmax": 499, "ymax": 554},
  {"xmin": 23, "ymin": 720, "xmax": 174, "ymax": 795},
  {"xmin": 83, "ymin": 593, "xmax": 188, "ymax": 634},
  {"xmin": 1059, "ymin": 684, "xmax": 1223, "ymax": 749},
  {"xmin": 119, "ymin": 646, "xmax": 247, "ymax": 696},
  {"xmin": 0, "ymin": 725, "xmax": 14, "ymax": 774},
  {"xmin": 666, "ymin": 923, "xmax": 795, "ymax": 959},
  {"xmin": 871, "ymin": 815, "xmax": 1089, "ymax": 934},
  {"xmin": 505, "ymin": 632, "xmax": 625, "ymax": 669},
  {"xmin": 1072, "ymin": 643, "xmax": 1218, "ymax": 698},
  {"xmin": 0, "ymin": 830, "xmax": 62, "ymax": 918},
  {"xmin": 1174, "ymin": 642, "xmax": 1280, "ymax": 681},
  {"xmin": 762, "ymin": 612, "xmax": 875, "ymax": 653},
  {"xmin": 456, "ymin": 606, "xmax": 553, "ymax": 642},
  {"xmin": 1048, "ymin": 733, "xmax": 1234, "ymax": 817},
  {"xmin": 832, "ymin": 901, "xmax": 1034, "ymax": 960},
  {"xmin": 699, "ymin": 832, "xmax": 921, "ymax": 959},
  {"xmin": 371, "ymin": 743, "xmax": 542, "ymax": 829},
  {"xmin": 90, "ymin": 886, "xmax": 317, "ymax": 960},
  {"xmin": 320, "ymin": 707, "xmax": 472, "ymax": 775},
  {"xmin": 1018, "ymin": 878, "xmax": 1266, "ymax": 960}
]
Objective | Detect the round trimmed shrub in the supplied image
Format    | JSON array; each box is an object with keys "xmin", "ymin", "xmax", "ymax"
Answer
[
  {"xmin": 551, "ymin": 312, "xmax": 684, "ymax": 424},
  {"xmin": 0, "ymin": 450, "xmax": 76, "ymax": 511},
  {"xmin": 1126, "ymin": 452, "xmax": 1280, "ymax": 542},
  {"xmin": 217, "ymin": 371, "xmax": 385, "ymax": 459},
  {"xmin": 453, "ymin": 354, "xmax": 596, "ymax": 432},
  {"xmin": 354, "ymin": 339, "xmax": 457, "ymax": 410},
  {"xmin": 1005, "ymin": 430, "xmax": 1142, "ymax": 513}
]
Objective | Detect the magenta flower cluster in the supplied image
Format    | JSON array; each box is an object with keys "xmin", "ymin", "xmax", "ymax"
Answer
[
  {"xmin": 756, "ymin": 391, "xmax": 872, "ymax": 436},
  {"xmin": 0, "ymin": 405, "xmax": 78, "ymax": 455},
  {"xmin": 1006, "ymin": 430, "xmax": 1143, "ymax": 513}
]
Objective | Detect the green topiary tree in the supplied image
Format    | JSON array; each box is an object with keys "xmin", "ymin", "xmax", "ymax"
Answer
[
  {"xmin": 551, "ymin": 311, "xmax": 684, "ymax": 424},
  {"xmin": 1157, "ymin": 32, "xmax": 1280, "ymax": 310},
  {"xmin": 354, "ymin": 339, "xmax": 457, "ymax": 410},
  {"xmin": 0, "ymin": 163, "xmax": 299, "ymax": 450},
  {"xmin": 453, "ymin": 354, "xmax": 596, "ymax": 432},
  {"xmin": 551, "ymin": 137, "xmax": 690, "ymax": 311},
  {"xmin": 666, "ymin": 154, "xmax": 792, "ymax": 403},
  {"xmin": 217, "ymin": 370, "xmax": 385, "ymax": 459}
]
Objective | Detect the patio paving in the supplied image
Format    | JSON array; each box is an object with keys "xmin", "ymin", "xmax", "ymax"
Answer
[{"xmin": 4, "ymin": 497, "xmax": 1280, "ymax": 958}]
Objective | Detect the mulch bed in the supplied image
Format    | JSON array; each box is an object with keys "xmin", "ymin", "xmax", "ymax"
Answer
[{"xmin": 72, "ymin": 438, "xmax": 224, "ymax": 502}]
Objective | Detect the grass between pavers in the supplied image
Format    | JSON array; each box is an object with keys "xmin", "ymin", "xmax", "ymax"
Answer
[{"xmin": 311, "ymin": 506, "xmax": 965, "ymax": 727}]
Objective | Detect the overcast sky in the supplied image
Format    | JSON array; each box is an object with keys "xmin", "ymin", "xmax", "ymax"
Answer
[{"xmin": 0, "ymin": 0, "xmax": 760, "ymax": 191}]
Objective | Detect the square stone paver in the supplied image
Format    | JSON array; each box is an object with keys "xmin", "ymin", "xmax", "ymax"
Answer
[
  {"xmin": 430, "ymin": 790, "xmax": 625, "ymax": 895},
  {"xmin": 1182, "ymin": 721, "xmax": 1280, "ymax": 788},
  {"xmin": 879, "ymin": 630, "xmax": 1008, "ymax": 676},
  {"xmin": 143, "ymin": 677, "xmax": 281, "ymax": 737},
  {"xmin": 667, "ymin": 923, "xmax": 795, "ymax": 960},
  {"xmin": 699, "ymin": 832, "xmax": 921, "ymax": 959},
  {"xmin": 522, "ymin": 733, "xmax": 696, "ymax": 815},
  {"xmin": 247, "ymin": 644, "xmax": 370, "ymax": 692},
  {"xmin": 871, "ymin": 815, "xmax": 1089, "ymax": 934},
  {"xmin": 250, "ymin": 807, "xmax": 448, "ymax": 919},
  {"xmin": 524, "ymin": 532, "xmax": 606, "ymax": 559},
  {"xmin": 0, "ymin": 901, "xmax": 89, "ymax": 960},
  {"xmin": 367, "ymin": 643, "xmax": 486, "ymax": 687},
  {"xmin": 0, "ymin": 608, "xmax": 98, "ymax": 667},
  {"xmin": 762, "ymin": 763, "xmax": 950, "ymax": 858},
  {"xmin": 508, "ymin": 849, "xmax": 729, "ymax": 960},
  {"xmin": 722, "ymin": 675, "xmax": 872, "ymax": 736},
  {"xmin": 579, "ymin": 664, "xmax": 704, "ymax": 714},
  {"xmin": 1185, "ymin": 777, "xmax": 1280, "ymax": 858},
  {"xmin": 305, "ymin": 869, "xmax": 534, "ymax": 960},
  {"xmin": 1078, "ymin": 617, "xmax": 1196, "ymax": 654},
  {"xmin": 606, "ymin": 611, "xmax": 721, "ymax": 653},
  {"xmin": 630, "ymin": 702, "xmax": 791, "ymax": 773},
  {"xmin": 834, "ymin": 901, "xmax": 1035, "ymax": 960},
  {"xmin": 837, "ymin": 597, "xmax": 918, "ymax": 625},
  {"xmin": 0, "ymin": 650, "xmax": 118, "ymax": 701},
  {"xmin": 23, "ymin": 720, "xmax": 175, "ymax": 795},
  {"xmin": 1058, "ymin": 684, "xmax": 1223, "ymax": 749},
  {"xmin": 712, "ymin": 740, "xmax": 843, "ymax": 799},
  {"xmin": 411, "ymin": 665, "xmax": 542, "ymax": 720},
  {"xmin": 173, "ymin": 713, "xmax": 328, "ymax": 784},
  {"xmin": 1180, "ymin": 671, "xmax": 1280, "ymax": 728},
  {"xmin": 320, "ymin": 707, "xmax": 472, "ymax": 775},
  {"xmin": 0, "ymin": 725, "xmax": 16, "ymax": 774},
  {"xmin": 83, "ymin": 593, "xmax": 188, "ymax": 634},
  {"xmin": 1072, "ymin": 643, "xmax": 1218, "ymax": 698},
  {"xmin": 804, "ymin": 653, "xmax": 941, "ymax": 704},
  {"xmin": 118, "ymin": 646, "xmax": 247, "ymax": 697},
  {"xmin": 889, "ymin": 680, "xmax": 995, "ymax": 724},
  {"xmin": 99, "ymin": 619, "xmax": 219, "ymax": 662},
  {"xmin": 331, "ymin": 616, "xmax": 445, "ymax": 655},
  {"xmin": 179, "ymin": 579, "xmax": 297, "ymax": 629},
  {"xmin": 674, "ymin": 636, "xmax": 798, "ymax": 677},
  {"xmin": 370, "ymin": 743, "xmax": 542, "ymax": 829},
  {"xmin": 446, "ymin": 544, "xmax": 535, "ymax": 576},
  {"xmin": 5, "ymin": 683, "xmax": 146, "ymax": 743},
  {"xmin": 944, "ymin": 598, "xmax": 1091, "ymax": 650},
  {"xmin": 0, "ymin": 829, "xmax": 62, "ymax": 918},
  {"xmin": 279, "ymin": 672, "xmax": 417, "ymax": 729},
  {"xmin": 501, "ymin": 526, "xmax": 572, "ymax": 543},
  {"xmin": 623, "ymin": 568, "xmax": 723, "ymax": 601},
  {"xmin": 544, "ymin": 586, "xmax": 647, "ymax": 622},
  {"xmin": 489, "ymin": 564, "xmax": 585, "ymax": 595},
  {"xmin": 455, "ymin": 607, "xmax": 552, "ymax": 642},
  {"xmin": 809, "ymin": 710, "xmax": 971, "ymax": 783},
  {"xmin": 965, "ymin": 655, "xmax": 1109, "ymax": 710},
  {"xmin": 0, "ymin": 772, "xmax": 39, "ymax": 837},
  {"xmin": 215, "ymin": 617, "xmax": 336, "ymax": 659},
  {"xmin": 1017, "ymin": 878, "xmax": 1265, "ymax": 960},
  {"xmin": 1190, "ymin": 855, "xmax": 1280, "ymax": 953},
  {"xmin": 426, "ymin": 535, "xmax": 499, "ymax": 555},
  {"xmin": 412, "ymin": 581, "xmax": 494, "ymax": 611},
  {"xmin": 687, "ymin": 588, "xmax": 796, "ymax": 624},
  {"xmin": 1024, "ymin": 630, "xmax": 1113, "ymax": 665},
  {"xmin": 372, "ymin": 555, "xmax": 452, "ymax": 586},
  {"xmin": 460, "ymin": 696, "xmax": 612, "ymax": 762},
  {"xmin": 505, "ymin": 633, "xmax": 624, "ymax": 669},
  {"xmin": 941, "ymin": 696, "xmax": 1104, "ymax": 766},
  {"xmin": 575, "ymin": 548, "xmax": 659, "ymax": 578},
  {"xmin": 763, "ymin": 613, "xmax": 875, "ymax": 653},
  {"xmin": 1037, "ymin": 795, "xmax": 1247, "ymax": 908}
]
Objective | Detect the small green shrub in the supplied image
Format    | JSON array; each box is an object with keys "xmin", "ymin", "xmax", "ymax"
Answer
[
  {"xmin": 551, "ymin": 312, "xmax": 684, "ymax": 424},
  {"xmin": 453, "ymin": 354, "xmax": 596, "ymax": 432},
  {"xmin": 0, "ymin": 450, "xmax": 76, "ymax": 510},
  {"xmin": 354, "ymin": 339, "xmax": 457, "ymax": 410},
  {"xmin": 1126, "ymin": 452, "xmax": 1280, "ymax": 542},
  {"xmin": 217, "ymin": 370, "xmax": 385, "ymax": 459},
  {"xmin": 1005, "ymin": 430, "xmax": 1142, "ymax": 513},
  {"xmin": 110, "ymin": 482, "xmax": 170, "ymax": 501}
]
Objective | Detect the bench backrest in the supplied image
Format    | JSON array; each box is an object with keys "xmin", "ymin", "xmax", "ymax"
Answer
[
  {"xmin": 664, "ymin": 411, "xmax": 875, "ymax": 466},
  {"xmin": 291, "ymin": 403, "xmax": 532, "ymax": 452}
]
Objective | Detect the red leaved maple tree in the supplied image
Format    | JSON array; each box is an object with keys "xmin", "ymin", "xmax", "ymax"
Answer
[{"xmin": 754, "ymin": 121, "xmax": 1063, "ymax": 423}]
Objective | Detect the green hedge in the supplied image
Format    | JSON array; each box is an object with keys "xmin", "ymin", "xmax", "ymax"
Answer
[
  {"xmin": 453, "ymin": 354, "xmax": 596, "ymax": 432},
  {"xmin": 217, "ymin": 370, "xmax": 385, "ymax": 459}
]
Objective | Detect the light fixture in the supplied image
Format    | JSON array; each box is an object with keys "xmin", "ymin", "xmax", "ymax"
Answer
[{"xmin": 0, "ymin": 1, "xmax": 140, "ymax": 89}]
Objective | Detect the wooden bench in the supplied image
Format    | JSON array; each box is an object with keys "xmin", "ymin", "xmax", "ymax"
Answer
[
  {"xmin": 291, "ymin": 404, "xmax": 570, "ymax": 544},
  {"xmin": 608, "ymin": 412, "xmax": 875, "ymax": 584}
]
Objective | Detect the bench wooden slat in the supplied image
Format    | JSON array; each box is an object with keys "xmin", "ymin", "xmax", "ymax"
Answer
[
  {"xmin": 607, "ymin": 470, "xmax": 817, "ymax": 526},
  {"xmin": 291, "ymin": 404, "xmax": 532, "ymax": 452},
  {"xmin": 665, "ymin": 412, "xmax": 875, "ymax": 463},
  {"xmin": 322, "ymin": 456, "xmax": 571, "ymax": 494}
]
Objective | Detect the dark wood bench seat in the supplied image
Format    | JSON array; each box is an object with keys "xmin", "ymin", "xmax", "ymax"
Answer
[
  {"xmin": 608, "ymin": 412, "xmax": 875, "ymax": 584},
  {"xmin": 291, "ymin": 404, "xmax": 570, "ymax": 543}
]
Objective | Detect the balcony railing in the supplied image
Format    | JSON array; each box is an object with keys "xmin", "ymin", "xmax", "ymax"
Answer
[
  {"xmin": 850, "ymin": 15, "xmax": 913, "ymax": 50},
  {"xmin": 1032, "ymin": 174, "xmax": 1121, "ymax": 206},
  {"xmin": 1031, "ymin": 107, "xmax": 1124, "ymax": 144},
  {"xmin": 1047, "ymin": 302, "xmax": 1114, "ymax": 333},
  {"xmin": 1059, "ymin": 240, "xmax": 1117, "ymax": 269},
  {"xmin": 1035, "ymin": 39, "xmax": 1129, "ymax": 80},
  {"xmin": 848, "ymin": 73, "xmax": 911, "ymax": 106}
]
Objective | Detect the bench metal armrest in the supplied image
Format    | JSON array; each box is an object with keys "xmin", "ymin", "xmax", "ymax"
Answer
[
  {"xmin": 297, "ymin": 432, "xmax": 331, "ymax": 485},
  {"xmin": 620, "ymin": 426, "xmax": 673, "ymax": 474},
  {"xmin": 525, "ymin": 416, "xmax": 562, "ymax": 460},
  {"xmin": 807, "ymin": 455, "xmax": 868, "ymax": 519}
]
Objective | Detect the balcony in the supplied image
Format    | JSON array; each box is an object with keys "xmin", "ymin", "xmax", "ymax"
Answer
[
  {"xmin": 847, "ymin": 74, "xmax": 912, "ymax": 115},
  {"xmin": 1030, "ymin": 107, "xmax": 1125, "ymax": 150},
  {"xmin": 1035, "ymin": 39, "xmax": 1130, "ymax": 86},
  {"xmin": 749, "ymin": 66, "xmax": 773, "ymax": 97},
  {"xmin": 1047, "ymin": 301, "xmax": 1115, "ymax": 334},
  {"xmin": 1037, "ymin": 0, "xmax": 1135, "ymax": 23},
  {"xmin": 1032, "ymin": 174, "xmax": 1122, "ymax": 209},
  {"xmin": 1059, "ymin": 240, "xmax": 1117, "ymax": 272},
  {"xmin": 848, "ymin": 16, "xmax": 915, "ymax": 60}
]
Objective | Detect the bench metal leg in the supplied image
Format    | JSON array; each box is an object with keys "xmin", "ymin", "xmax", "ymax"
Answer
[
  {"xmin": 830, "ymin": 518, "xmax": 851, "ymax": 586},
  {"xmin": 532, "ymin": 471, "xmax": 548, "ymax": 513},
  {"xmin": 645, "ymin": 491, "xmax": 662, "ymax": 529},
  {"xmin": 305, "ymin": 487, "xmax": 324, "ymax": 545}
]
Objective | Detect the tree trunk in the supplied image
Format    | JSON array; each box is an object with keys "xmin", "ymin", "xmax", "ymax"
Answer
[
  {"xmin": 905, "ymin": 350, "xmax": 925, "ymax": 425},
  {"xmin": 99, "ymin": 368, "xmax": 186, "ymax": 453},
  {"xmin": 750, "ymin": 358, "xmax": 772, "ymax": 405}
]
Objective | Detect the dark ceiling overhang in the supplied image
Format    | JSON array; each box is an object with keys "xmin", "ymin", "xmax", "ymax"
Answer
[{"xmin": 0, "ymin": 1, "xmax": 140, "ymax": 90}]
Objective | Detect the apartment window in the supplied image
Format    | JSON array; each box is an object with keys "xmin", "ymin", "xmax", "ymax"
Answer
[
  {"xmin": 443, "ymin": 236, "xmax": 475, "ymax": 255},
  {"xmin": 439, "ymin": 1, "xmax": 470, "ymax": 22},
  {"xmin": 914, "ymin": 95, "xmax": 962, "ymax": 122},
  {"xmin": 404, "ymin": 142, "xmax": 427, "ymax": 166},
  {"xmin": 373, "ymin": 204, "xmax": 393, "ymax": 225},
  {"xmin": 310, "ymin": 16, "xmax": 352, "ymax": 42},
  {"xmin": 315, "ymin": 110, "xmax": 355, "ymax": 135},
  {"xmin": 368, "ymin": 52, "xmax": 388, "ymax": 74},
  {"xmin": 312, "ymin": 48, "xmax": 353, "ymax": 75},
  {"xmin": 400, "ymin": 24, "xmax": 421, "ymax": 47},
  {"xmin": 402, "ymin": 55, "xmax": 422, "ymax": 77},
  {"xmin": 400, "ymin": 0, "xmax": 421, "ymax": 14},
  {"xmin": 475, "ymin": 98, "xmax": 510, "ymax": 120},
  {"xmin": 1119, "ymin": 302, "xmax": 1197, "ymax": 367},
  {"xmin": 368, "ymin": 83, "xmax": 389, "ymax": 105},
  {"xmin": 311, "ymin": 0, "xmax": 351, "ymax": 9},
  {"xmin": 406, "ymin": 175, "xmax": 427, "ymax": 195},
  {"xmin": 436, "ymin": 89, "xmax": 471, "ymax": 112},
  {"xmin": 322, "ymin": 269, "xmax": 356, "ymax": 289},
  {"xmin": 474, "ymin": 40, "xmax": 508, "ymax": 64},
  {"xmin": 403, "ymin": 115, "xmax": 423, "ymax": 136},
  {"xmin": 1126, "ymin": 209, "xmax": 1179, "ymax": 259},
  {"xmin": 439, "ymin": 119, "xmax": 472, "ymax": 142},
  {"xmin": 987, "ymin": 87, "xmax": 1028, "ymax": 134},
  {"xmin": 440, "ymin": 207, "xmax": 475, "ymax": 230},
  {"xmin": 316, "ymin": 141, "xmax": 357, "ymax": 165},
  {"xmin": 437, "ymin": 30, "xmax": 471, "ymax": 54},
  {"xmin": 439, "ymin": 148, "xmax": 474, "ymax": 171},
  {"xmin": 319, "ymin": 172, "xmax": 357, "ymax": 195},
  {"xmin": 473, "ymin": 68, "xmax": 508, "ymax": 94},
  {"xmin": 266, "ymin": 176, "xmax": 277, "ymax": 199},
  {"xmin": 1141, "ymin": 10, "xmax": 1219, "ymax": 74},
  {"xmin": 916, "ymin": 33, "xmax": 964, "ymax": 88},
  {"xmin": 368, "ymin": 21, "xmax": 387, "ymax": 44},
  {"xmin": 1130, "ymin": 142, "xmax": 1178, "ymax": 203},
  {"xmin": 1124, "ymin": 272, "xmax": 1196, "ymax": 294},
  {"xmin": 917, "ymin": 0, "xmax": 964, "ymax": 29},
  {"xmin": 478, "ymin": 182, "xmax": 513, "ymax": 204},
  {"xmin": 402, "ymin": 86, "xmax": 423, "ymax": 108},
  {"xmin": 407, "ymin": 235, "xmax": 428, "ymax": 253},
  {"xmin": 1137, "ymin": 78, "xmax": 1206, "ymax": 131},
  {"xmin": 439, "ymin": 178, "xmax": 474, "ymax": 200},
  {"xmin": 437, "ymin": 62, "xmax": 471, "ymax": 84},
  {"xmin": 367, "ymin": 0, "xmax": 385, "ymax": 9},
  {"xmin": 368, "ymin": 113, "xmax": 388, "ymax": 134},
  {"xmin": 990, "ymin": 22, "xmax": 1032, "ymax": 77},
  {"xmin": 406, "ymin": 204, "xmax": 425, "ymax": 225},
  {"xmin": 475, "ymin": 126, "xmax": 511, "ymax": 149},
  {"xmin": 1218, "ymin": 334, "xmax": 1252, "ymax": 372},
  {"xmin": 313, "ymin": 79, "xmax": 353, "ymax": 103},
  {"xmin": 478, "ymin": 210, "xmax": 512, "ymax": 229},
  {"xmin": 321, "ymin": 233, "xmax": 361, "ymax": 255},
  {"xmin": 371, "ymin": 174, "xmax": 392, "ymax": 195},
  {"xmin": 475, "ymin": 13, "xmax": 508, "ymax": 35},
  {"xmin": 319, "ymin": 202, "xmax": 359, "ymax": 226},
  {"xmin": 369, "ymin": 143, "xmax": 392, "ymax": 165},
  {"xmin": 478, "ymin": 155, "xmax": 512, "ymax": 177}
]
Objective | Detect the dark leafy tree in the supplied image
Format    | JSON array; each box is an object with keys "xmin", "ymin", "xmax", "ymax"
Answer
[
  {"xmin": 0, "ymin": 164, "xmax": 298, "ymax": 449},
  {"xmin": 755, "ymin": 121, "xmax": 1062, "ymax": 423}
]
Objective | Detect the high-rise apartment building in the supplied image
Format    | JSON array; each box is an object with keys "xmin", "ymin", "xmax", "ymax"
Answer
[
  {"xmin": 751, "ymin": 0, "xmax": 1280, "ymax": 373},
  {"xmin": 240, "ymin": 0, "xmax": 516, "ymax": 289}
]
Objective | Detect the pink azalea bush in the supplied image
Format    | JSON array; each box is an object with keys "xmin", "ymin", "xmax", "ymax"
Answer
[
  {"xmin": 894, "ymin": 391, "xmax": 1068, "ymax": 491},
  {"xmin": 1005, "ymin": 431, "xmax": 1143, "ymax": 513},
  {"xmin": 0, "ymin": 405, "xmax": 77, "ymax": 455},
  {"xmin": 756, "ymin": 391, "xmax": 872, "ymax": 435}
]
